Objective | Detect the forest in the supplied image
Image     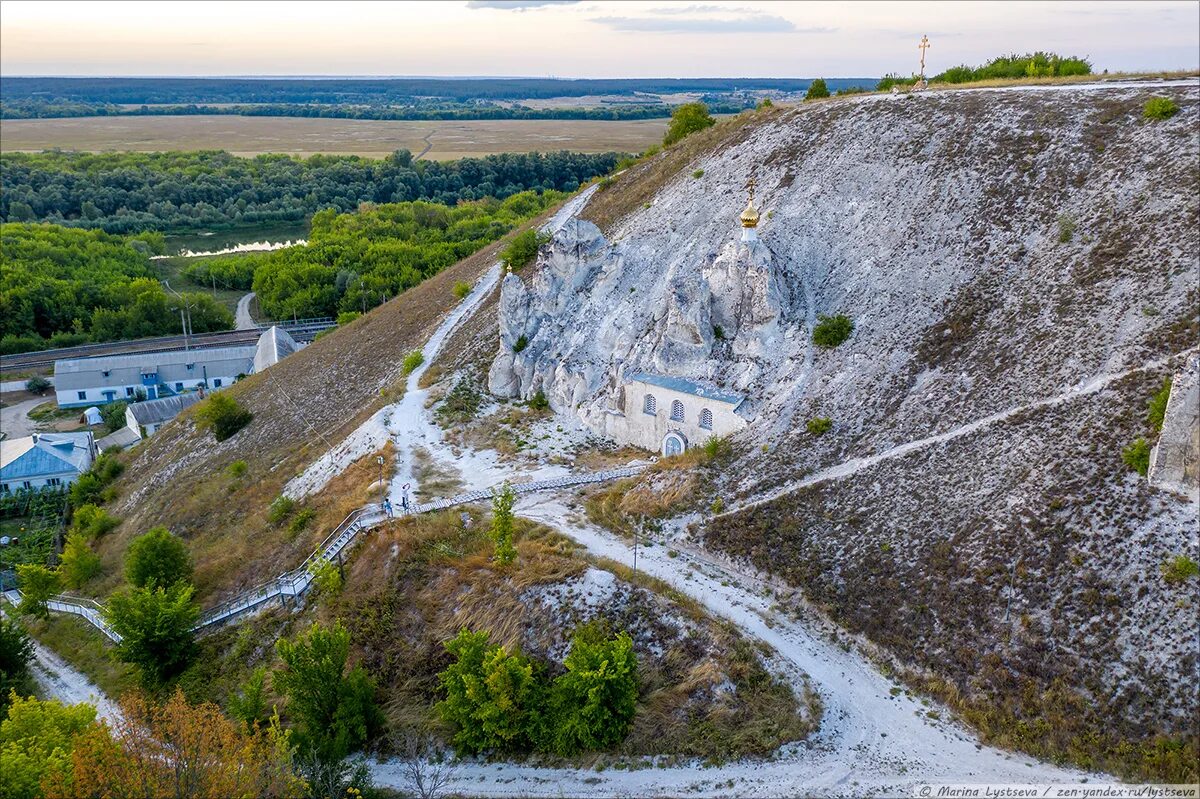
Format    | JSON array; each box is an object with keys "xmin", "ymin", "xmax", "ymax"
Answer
[
  {"xmin": 0, "ymin": 224, "xmax": 231, "ymax": 353},
  {"xmin": 0, "ymin": 150, "xmax": 623, "ymax": 233},
  {"xmin": 249, "ymin": 190, "xmax": 565, "ymax": 320}
]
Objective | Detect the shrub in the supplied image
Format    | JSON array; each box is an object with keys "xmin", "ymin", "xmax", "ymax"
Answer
[
  {"xmin": 59, "ymin": 532, "xmax": 102, "ymax": 589},
  {"xmin": 805, "ymin": 78, "xmax": 830, "ymax": 100},
  {"xmin": 0, "ymin": 616, "xmax": 35, "ymax": 715},
  {"xmin": 757, "ymin": 97, "xmax": 774, "ymax": 109},
  {"xmin": 453, "ymin": 281, "xmax": 473, "ymax": 300},
  {"xmin": 528, "ymin": 389, "xmax": 550, "ymax": 411},
  {"xmin": 125, "ymin": 526, "xmax": 193, "ymax": 589},
  {"xmin": 713, "ymin": 325, "xmax": 725, "ymax": 341},
  {"xmin": 69, "ymin": 504, "xmax": 120, "ymax": 539},
  {"xmin": 15, "ymin": 565, "xmax": 59, "ymax": 619},
  {"xmin": 702, "ymin": 435, "xmax": 733, "ymax": 461},
  {"xmin": 0, "ymin": 694, "xmax": 99, "ymax": 799},
  {"xmin": 1147, "ymin": 377, "xmax": 1172, "ymax": 432},
  {"xmin": 490, "ymin": 483, "xmax": 517, "ymax": 566},
  {"xmin": 98, "ymin": 400, "xmax": 128, "ymax": 433},
  {"xmin": 542, "ymin": 623, "xmax": 638, "ymax": 756},
  {"xmin": 226, "ymin": 459, "xmax": 248, "ymax": 478},
  {"xmin": 807, "ymin": 417, "xmax": 833, "ymax": 435},
  {"xmin": 692, "ymin": 169, "xmax": 705, "ymax": 179},
  {"xmin": 436, "ymin": 379, "xmax": 484, "ymax": 425},
  {"xmin": 501, "ymin": 229, "xmax": 549, "ymax": 272},
  {"xmin": 195, "ymin": 393, "xmax": 253, "ymax": 442},
  {"xmin": 710, "ymin": 497, "xmax": 724, "ymax": 514},
  {"xmin": 812, "ymin": 314, "xmax": 854, "ymax": 348},
  {"xmin": 876, "ymin": 73, "xmax": 919, "ymax": 91},
  {"xmin": 268, "ymin": 495, "xmax": 296, "ymax": 525},
  {"xmin": 663, "ymin": 102, "xmax": 715, "ymax": 146},
  {"xmin": 1122, "ymin": 438, "xmax": 1151, "ymax": 476},
  {"xmin": 105, "ymin": 581, "xmax": 199, "ymax": 686},
  {"xmin": 1057, "ymin": 215, "xmax": 1076, "ymax": 243},
  {"xmin": 1162, "ymin": 555, "xmax": 1199, "ymax": 585},
  {"xmin": 512, "ymin": 335, "xmax": 528, "ymax": 353},
  {"xmin": 436, "ymin": 629, "xmax": 540, "ymax": 755},
  {"xmin": 68, "ymin": 453, "xmax": 124, "ymax": 507},
  {"xmin": 23, "ymin": 376, "xmax": 50, "ymax": 395},
  {"xmin": 1143, "ymin": 97, "xmax": 1179, "ymax": 121},
  {"xmin": 597, "ymin": 176, "xmax": 615, "ymax": 191},
  {"xmin": 401, "ymin": 350, "xmax": 424, "ymax": 375},
  {"xmin": 308, "ymin": 557, "xmax": 343, "ymax": 596},
  {"xmin": 288, "ymin": 508, "xmax": 315, "ymax": 537}
]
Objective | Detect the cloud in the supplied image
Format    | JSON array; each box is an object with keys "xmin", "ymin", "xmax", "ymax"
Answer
[
  {"xmin": 593, "ymin": 14, "xmax": 821, "ymax": 34},
  {"xmin": 466, "ymin": 0, "xmax": 579, "ymax": 9},
  {"xmin": 648, "ymin": 4, "xmax": 756, "ymax": 13}
]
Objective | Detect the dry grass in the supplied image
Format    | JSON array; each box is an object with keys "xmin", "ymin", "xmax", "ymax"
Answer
[
  {"xmin": 23, "ymin": 613, "xmax": 137, "ymax": 700},
  {"xmin": 0, "ymin": 116, "xmax": 666, "ymax": 159},
  {"xmin": 411, "ymin": 446, "xmax": 465, "ymax": 502}
]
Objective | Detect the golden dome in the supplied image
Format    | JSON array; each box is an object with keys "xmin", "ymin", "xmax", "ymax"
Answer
[{"xmin": 740, "ymin": 198, "xmax": 760, "ymax": 228}]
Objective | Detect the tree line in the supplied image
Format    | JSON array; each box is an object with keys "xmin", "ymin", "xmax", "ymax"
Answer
[
  {"xmin": 877, "ymin": 51, "xmax": 1092, "ymax": 90},
  {"xmin": 0, "ymin": 223, "xmax": 231, "ymax": 353},
  {"xmin": 1, "ymin": 149, "xmax": 623, "ymax": 234}
]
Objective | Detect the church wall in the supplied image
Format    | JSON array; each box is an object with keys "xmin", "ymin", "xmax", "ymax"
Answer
[{"xmin": 602, "ymin": 378, "xmax": 746, "ymax": 453}]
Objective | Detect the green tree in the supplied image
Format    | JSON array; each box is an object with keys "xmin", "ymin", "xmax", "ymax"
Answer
[
  {"xmin": 104, "ymin": 581, "xmax": 199, "ymax": 687},
  {"xmin": 228, "ymin": 665, "xmax": 272, "ymax": 733},
  {"xmin": 273, "ymin": 622, "xmax": 380, "ymax": 789},
  {"xmin": 125, "ymin": 526, "xmax": 193, "ymax": 589},
  {"xmin": 490, "ymin": 483, "xmax": 517, "ymax": 566},
  {"xmin": 0, "ymin": 617, "xmax": 35, "ymax": 715},
  {"xmin": 194, "ymin": 393, "xmax": 253, "ymax": 441},
  {"xmin": 436, "ymin": 629, "xmax": 540, "ymax": 754},
  {"xmin": 543, "ymin": 624, "xmax": 638, "ymax": 756},
  {"xmin": 98, "ymin": 400, "xmax": 128, "ymax": 433},
  {"xmin": 59, "ymin": 532, "xmax": 102, "ymax": 590},
  {"xmin": 663, "ymin": 101, "xmax": 715, "ymax": 146},
  {"xmin": 812, "ymin": 313, "xmax": 854, "ymax": 348},
  {"xmin": 0, "ymin": 694, "xmax": 98, "ymax": 799},
  {"xmin": 805, "ymin": 78, "xmax": 830, "ymax": 100},
  {"xmin": 15, "ymin": 565, "xmax": 59, "ymax": 619},
  {"xmin": 501, "ymin": 229, "xmax": 549, "ymax": 272}
]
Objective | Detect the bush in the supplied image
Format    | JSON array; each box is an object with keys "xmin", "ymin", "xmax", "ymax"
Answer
[
  {"xmin": 692, "ymin": 169, "xmax": 705, "ymax": 179},
  {"xmin": 16, "ymin": 565, "xmax": 60, "ymax": 619},
  {"xmin": 268, "ymin": 495, "xmax": 296, "ymax": 525},
  {"xmin": 105, "ymin": 582, "xmax": 199, "ymax": 687},
  {"xmin": 125, "ymin": 526, "xmax": 192, "ymax": 589},
  {"xmin": 335, "ymin": 311, "xmax": 360, "ymax": 325},
  {"xmin": 805, "ymin": 78, "xmax": 830, "ymax": 100},
  {"xmin": 437, "ymin": 379, "xmax": 484, "ymax": 425},
  {"xmin": 436, "ymin": 629, "xmax": 540, "ymax": 754},
  {"xmin": 702, "ymin": 435, "xmax": 733, "ymax": 461},
  {"xmin": 757, "ymin": 97, "xmax": 774, "ymax": 109},
  {"xmin": 288, "ymin": 508, "xmax": 315, "ymax": 537},
  {"xmin": 0, "ymin": 616, "xmax": 35, "ymax": 715},
  {"xmin": 59, "ymin": 532, "xmax": 102, "ymax": 589},
  {"xmin": 663, "ymin": 102, "xmax": 715, "ymax": 146},
  {"xmin": 876, "ymin": 73, "xmax": 919, "ymax": 91},
  {"xmin": 528, "ymin": 389, "xmax": 549, "ymax": 411},
  {"xmin": 1143, "ymin": 97, "xmax": 1179, "ymax": 121},
  {"xmin": 501, "ymin": 229, "xmax": 548, "ymax": 272},
  {"xmin": 401, "ymin": 350, "xmax": 424, "ymax": 376},
  {"xmin": 226, "ymin": 459, "xmax": 248, "ymax": 478},
  {"xmin": 99, "ymin": 400, "xmax": 128, "ymax": 433},
  {"xmin": 807, "ymin": 417, "xmax": 833, "ymax": 435},
  {"xmin": 542, "ymin": 623, "xmax": 638, "ymax": 756},
  {"xmin": 69, "ymin": 504, "xmax": 120, "ymax": 539},
  {"xmin": 490, "ymin": 483, "xmax": 517, "ymax": 566},
  {"xmin": 812, "ymin": 314, "xmax": 854, "ymax": 348},
  {"xmin": 453, "ymin": 281, "xmax": 473, "ymax": 300},
  {"xmin": 1147, "ymin": 377, "xmax": 1172, "ymax": 432},
  {"xmin": 1162, "ymin": 555, "xmax": 1199, "ymax": 585},
  {"xmin": 308, "ymin": 557, "xmax": 343, "ymax": 596},
  {"xmin": 23, "ymin": 376, "xmax": 50, "ymax": 395},
  {"xmin": 1122, "ymin": 438, "xmax": 1151, "ymax": 476},
  {"xmin": 68, "ymin": 453, "xmax": 124, "ymax": 507},
  {"xmin": 512, "ymin": 335, "xmax": 528, "ymax": 353},
  {"xmin": 1057, "ymin": 215, "xmax": 1076, "ymax": 243},
  {"xmin": 195, "ymin": 393, "xmax": 252, "ymax": 442}
]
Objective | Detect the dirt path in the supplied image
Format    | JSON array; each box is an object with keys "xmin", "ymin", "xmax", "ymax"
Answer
[{"xmin": 414, "ymin": 129, "xmax": 436, "ymax": 161}]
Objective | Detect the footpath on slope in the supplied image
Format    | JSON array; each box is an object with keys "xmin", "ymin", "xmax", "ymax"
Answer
[{"xmin": 719, "ymin": 346, "xmax": 1200, "ymax": 521}]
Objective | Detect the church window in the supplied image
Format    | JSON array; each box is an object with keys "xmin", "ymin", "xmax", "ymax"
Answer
[
  {"xmin": 700, "ymin": 408, "xmax": 713, "ymax": 429},
  {"xmin": 670, "ymin": 399, "xmax": 685, "ymax": 422},
  {"xmin": 643, "ymin": 394, "xmax": 657, "ymax": 415}
]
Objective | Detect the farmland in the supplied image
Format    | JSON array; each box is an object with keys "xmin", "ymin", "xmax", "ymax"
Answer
[{"xmin": 0, "ymin": 114, "xmax": 668, "ymax": 159}]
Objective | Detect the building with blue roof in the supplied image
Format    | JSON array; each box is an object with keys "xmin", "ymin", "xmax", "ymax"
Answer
[{"xmin": 0, "ymin": 432, "xmax": 97, "ymax": 493}]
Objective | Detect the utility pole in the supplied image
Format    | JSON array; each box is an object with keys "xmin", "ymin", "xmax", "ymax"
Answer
[
  {"xmin": 633, "ymin": 515, "xmax": 642, "ymax": 579},
  {"xmin": 162, "ymin": 281, "xmax": 193, "ymax": 353},
  {"xmin": 377, "ymin": 455, "xmax": 386, "ymax": 511}
]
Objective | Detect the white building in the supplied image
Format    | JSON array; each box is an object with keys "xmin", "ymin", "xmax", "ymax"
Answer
[
  {"xmin": 0, "ymin": 432, "xmax": 97, "ymax": 493},
  {"xmin": 603, "ymin": 372, "xmax": 747, "ymax": 456},
  {"xmin": 52, "ymin": 326, "xmax": 300, "ymax": 409},
  {"xmin": 125, "ymin": 391, "xmax": 205, "ymax": 439}
]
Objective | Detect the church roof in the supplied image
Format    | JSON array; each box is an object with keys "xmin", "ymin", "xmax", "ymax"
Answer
[
  {"xmin": 0, "ymin": 432, "xmax": 95, "ymax": 480},
  {"xmin": 627, "ymin": 372, "xmax": 744, "ymax": 406}
]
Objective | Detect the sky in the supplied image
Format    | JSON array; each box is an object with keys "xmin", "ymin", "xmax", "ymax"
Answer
[{"xmin": 1, "ymin": 0, "xmax": 1197, "ymax": 78}]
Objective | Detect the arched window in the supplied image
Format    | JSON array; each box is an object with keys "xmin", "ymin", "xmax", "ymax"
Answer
[
  {"xmin": 643, "ymin": 394, "xmax": 657, "ymax": 415},
  {"xmin": 699, "ymin": 408, "xmax": 713, "ymax": 430},
  {"xmin": 670, "ymin": 399, "xmax": 685, "ymax": 422}
]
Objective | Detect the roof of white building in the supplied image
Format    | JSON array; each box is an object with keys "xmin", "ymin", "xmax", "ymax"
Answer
[
  {"xmin": 96, "ymin": 426, "xmax": 141, "ymax": 451},
  {"xmin": 127, "ymin": 391, "xmax": 204, "ymax": 426},
  {"xmin": 54, "ymin": 345, "xmax": 256, "ymax": 390},
  {"xmin": 627, "ymin": 372, "xmax": 744, "ymax": 406},
  {"xmin": 253, "ymin": 326, "xmax": 300, "ymax": 372},
  {"xmin": 0, "ymin": 432, "xmax": 94, "ymax": 480}
]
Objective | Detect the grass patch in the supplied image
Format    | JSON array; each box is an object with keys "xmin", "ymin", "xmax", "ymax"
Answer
[
  {"xmin": 1143, "ymin": 96, "xmax": 1179, "ymax": 121},
  {"xmin": 402, "ymin": 350, "xmax": 425, "ymax": 376},
  {"xmin": 806, "ymin": 417, "xmax": 832, "ymax": 436},
  {"xmin": 22, "ymin": 611, "xmax": 137, "ymax": 699},
  {"xmin": 1162, "ymin": 555, "xmax": 1199, "ymax": 585}
]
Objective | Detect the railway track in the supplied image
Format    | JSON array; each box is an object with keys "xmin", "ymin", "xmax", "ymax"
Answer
[{"xmin": 0, "ymin": 320, "xmax": 334, "ymax": 372}]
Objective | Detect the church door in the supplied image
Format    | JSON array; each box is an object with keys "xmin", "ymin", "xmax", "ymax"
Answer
[{"xmin": 662, "ymin": 432, "xmax": 686, "ymax": 457}]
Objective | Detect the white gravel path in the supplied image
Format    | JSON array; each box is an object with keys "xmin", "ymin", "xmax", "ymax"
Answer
[{"xmin": 235, "ymin": 291, "xmax": 258, "ymax": 330}]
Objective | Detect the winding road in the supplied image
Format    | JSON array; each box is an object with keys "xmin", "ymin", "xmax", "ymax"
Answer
[{"xmin": 235, "ymin": 292, "xmax": 258, "ymax": 330}]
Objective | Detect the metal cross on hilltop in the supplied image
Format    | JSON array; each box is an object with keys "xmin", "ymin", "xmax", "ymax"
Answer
[{"xmin": 918, "ymin": 34, "xmax": 931, "ymax": 79}]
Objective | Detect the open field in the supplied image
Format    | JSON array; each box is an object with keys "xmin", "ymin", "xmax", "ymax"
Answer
[{"xmin": 0, "ymin": 114, "xmax": 668, "ymax": 159}]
